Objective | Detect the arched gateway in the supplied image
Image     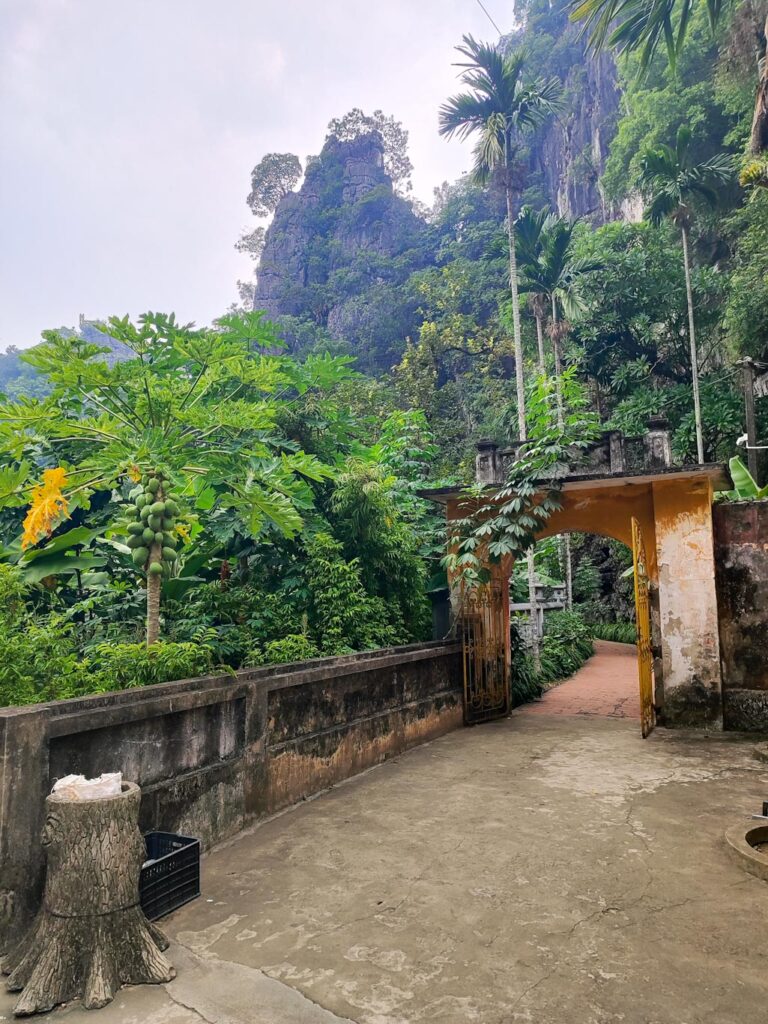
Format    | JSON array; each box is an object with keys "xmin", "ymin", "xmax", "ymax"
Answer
[{"xmin": 421, "ymin": 419, "xmax": 729, "ymax": 734}]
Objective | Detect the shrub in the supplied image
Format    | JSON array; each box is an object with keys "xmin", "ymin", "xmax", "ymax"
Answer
[
  {"xmin": 590, "ymin": 621, "xmax": 637, "ymax": 644},
  {"xmin": 248, "ymin": 633, "xmax": 321, "ymax": 666},
  {"xmin": 510, "ymin": 610, "xmax": 595, "ymax": 707},
  {"xmin": 86, "ymin": 641, "xmax": 216, "ymax": 691},
  {"xmin": 0, "ymin": 565, "xmax": 89, "ymax": 707},
  {"xmin": 537, "ymin": 611, "xmax": 594, "ymax": 685}
]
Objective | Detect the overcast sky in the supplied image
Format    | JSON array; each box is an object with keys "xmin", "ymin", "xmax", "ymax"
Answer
[{"xmin": 0, "ymin": 0, "xmax": 509, "ymax": 351}]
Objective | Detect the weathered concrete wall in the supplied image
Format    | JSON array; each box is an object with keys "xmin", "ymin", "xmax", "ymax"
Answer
[
  {"xmin": 713, "ymin": 501, "xmax": 768, "ymax": 730},
  {"xmin": 0, "ymin": 642, "xmax": 461, "ymax": 951},
  {"xmin": 652, "ymin": 478, "xmax": 723, "ymax": 728}
]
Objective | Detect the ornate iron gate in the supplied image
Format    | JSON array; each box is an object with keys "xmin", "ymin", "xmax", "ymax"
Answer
[
  {"xmin": 460, "ymin": 581, "xmax": 510, "ymax": 725},
  {"xmin": 631, "ymin": 517, "xmax": 655, "ymax": 738}
]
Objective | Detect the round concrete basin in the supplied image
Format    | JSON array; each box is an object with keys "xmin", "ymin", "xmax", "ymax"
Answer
[{"xmin": 725, "ymin": 821, "xmax": 768, "ymax": 881}]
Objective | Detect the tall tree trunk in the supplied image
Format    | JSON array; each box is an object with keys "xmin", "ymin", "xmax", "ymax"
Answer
[
  {"xmin": 750, "ymin": 14, "xmax": 768, "ymax": 154},
  {"xmin": 504, "ymin": 180, "xmax": 527, "ymax": 442},
  {"xmin": 550, "ymin": 294, "xmax": 573, "ymax": 610},
  {"xmin": 681, "ymin": 226, "xmax": 705, "ymax": 463},
  {"xmin": 146, "ymin": 484, "xmax": 164, "ymax": 646},
  {"xmin": 503, "ymin": 165, "xmax": 540, "ymax": 669},
  {"xmin": 550, "ymin": 294, "xmax": 565, "ymax": 431},
  {"xmin": 535, "ymin": 311, "xmax": 546, "ymax": 375}
]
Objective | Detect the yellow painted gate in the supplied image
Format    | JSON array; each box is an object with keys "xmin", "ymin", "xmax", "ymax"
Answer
[
  {"xmin": 460, "ymin": 581, "xmax": 510, "ymax": 725},
  {"xmin": 631, "ymin": 517, "xmax": 655, "ymax": 738}
]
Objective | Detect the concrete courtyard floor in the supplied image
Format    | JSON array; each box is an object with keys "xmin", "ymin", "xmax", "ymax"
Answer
[{"xmin": 4, "ymin": 650, "xmax": 768, "ymax": 1023}]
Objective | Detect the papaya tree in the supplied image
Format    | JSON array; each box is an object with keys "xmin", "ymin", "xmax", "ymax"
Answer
[{"xmin": 0, "ymin": 312, "xmax": 344, "ymax": 645}]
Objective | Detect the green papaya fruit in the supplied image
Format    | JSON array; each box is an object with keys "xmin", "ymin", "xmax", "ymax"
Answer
[
  {"xmin": 127, "ymin": 535, "xmax": 143, "ymax": 550},
  {"xmin": 141, "ymin": 527, "xmax": 154, "ymax": 544},
  {"xmin": 147, "ymin": 478, "xmax": 160, "ymax": 494},
  {"xmin": 140, "ymin": 505, "xmax": 151, "ymax": 521},
  {"xmin": 150, "ymin": 501, "xmax": 165, "ymax": 515},
  {"xmin": 127, "ymin": 522, "xmax": 143, "ymax": 535},
  {"xmin": 154, "ymin": 531, "xmax": 164, "ymax": 543},
  {"xmin": 132, "ymin": 546, "xmax": 149, "ymax": 566},
  {"xmin": 161, "ymin": 532, "xmax": 176, "ymax": 548},
  {"xmin": 148, "ymin": 515, "xmax": 163, "ymax": 531},
  {"xmin": 164, "ymin": 499, "xmax": 179, "ymax": 516},
  {"xmin": 148, "ymin": 561, "xmax": 163, "ymax": 576},
  {"xmin": 161, "ymin": 546, "xmax": 177, "ymax": 561}
]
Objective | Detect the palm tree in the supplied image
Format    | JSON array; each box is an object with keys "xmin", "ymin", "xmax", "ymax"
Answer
[
  {"xmin": 638, "ymin": 127, "xmax": 732, "ymax": 463},
  {"xmin": 439, "ymin": 36, "xmax": 560, "ymax": 443},
  {"xmin": 568, "ymin": 0, "xmax": 768, "ymax": 155},
  {"xmin": 517, "ymin": 213, "xmax": 601, "ymax": 608},
  {"xmin": 518, "ymin": 215, "xmax": 601, "ymax": 424},
  {"xmin": 514, "ymin": 205, "xmax": 554, "ymax": 373},
  {"xmin": 439, "ymin": 39, "xmax": 559, "ymax": 670}
]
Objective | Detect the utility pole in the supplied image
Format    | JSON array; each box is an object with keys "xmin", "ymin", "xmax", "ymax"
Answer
[{"xmin": 741, "ymin": 357, "xmax": 759, "ymax": 483}]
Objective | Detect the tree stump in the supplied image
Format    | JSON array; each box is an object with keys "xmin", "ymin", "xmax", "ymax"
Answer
[{"xmin": 1, "ymin": 782, "xmax": 175, "ymax": 1016}]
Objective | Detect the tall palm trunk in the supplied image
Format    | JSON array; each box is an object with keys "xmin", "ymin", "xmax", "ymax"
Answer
[
  {"xmin": 504, "ymin": 178, "xmax": 527, "ymax": 442},
  {"xmin": 146, "ymin": 484, "xmax": 164, "ymax": 646},
  {"xmin": 550, "ymin": 294, "xmax": 573, "ymax": 610},
  {"xmin": 503, "ymin": 155, "xmax": 540, "ymax": 669},
  {"xmin": 550, "ymin": 294, "xmax": 565, "ymax": 430},
  {"xmin": 534, "ymin": 307, "xmax": 546, "ymax": 374},
  {"xmin": 680, "ymin": 225, "xmax": 705, "ymax": 464}
]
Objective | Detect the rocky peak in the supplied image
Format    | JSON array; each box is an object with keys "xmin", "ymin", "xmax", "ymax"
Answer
[
  {"xmin": 253, "ymin": 131, "xmax": 427, "ymax": 355},
  {"xmin": 501, "ymin": 17, "xmax": 623, "ymax": 224}
]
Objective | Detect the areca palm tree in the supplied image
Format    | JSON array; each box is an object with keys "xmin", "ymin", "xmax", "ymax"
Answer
[
  {"xmin": 518, "ymin": 213, "xmax": 602, "ymax": 419},
  {"xmin": 568, "ymin": 0, "xmax": 768, "ymax": 155},
  {"xmin": 514, "ymin": 205, "xmax": 554, "ymax": 372},
  {"xmin": 638, "ymin": 127, "xmax": 732, "ymax": 462},
  {"xmin": 439, "ymin": 40, "xmax": 559, "ymax": 670},
  {"xmin": 439, "ymin": 36, "xmax": 560, "ymax": 442},
  {"xmin": 517, "ymin": 213, "xmax": 601, "ymax": 608}
]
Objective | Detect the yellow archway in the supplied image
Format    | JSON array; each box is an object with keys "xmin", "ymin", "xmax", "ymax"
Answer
[{"xmin": 424, "ymin": 465, "xmax": 726, "ymax": 729}]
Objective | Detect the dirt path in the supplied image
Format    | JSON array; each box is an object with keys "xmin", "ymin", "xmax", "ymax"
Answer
[{"xmin": 521, "ymin": 638, "xmax": 640, "ymax": 720}]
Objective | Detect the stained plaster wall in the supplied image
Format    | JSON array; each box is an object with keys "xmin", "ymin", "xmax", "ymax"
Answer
[{"xmin": 713, "ymin": 500, "xmax": 768, "ymax": 730}]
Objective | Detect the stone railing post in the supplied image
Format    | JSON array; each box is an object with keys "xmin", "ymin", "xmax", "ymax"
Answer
[{"xmin": 475, "ymin": 440, "xmax": 500, "ymax": 486}]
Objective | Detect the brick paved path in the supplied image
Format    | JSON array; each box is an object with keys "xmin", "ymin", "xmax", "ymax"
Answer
[{"xmin": 518, "ymin": 639, "xmax": 640, "ymax": 719}]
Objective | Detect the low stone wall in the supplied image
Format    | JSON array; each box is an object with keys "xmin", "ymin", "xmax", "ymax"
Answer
[
  {"xmin": 0, "ymin": 641, "xmax": 462, "ymax": 950},
  {"xmin": 713, "ymin": 501, "xmax": 768, "ymax": 730}
]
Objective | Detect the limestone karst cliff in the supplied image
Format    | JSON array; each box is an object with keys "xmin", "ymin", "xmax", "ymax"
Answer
[
  {"xmin": 501, "ymin": 12, "xmax": 623, "ymax": 224},
  {"xmin": 253, "ymin": 132, "xmax": 429, "ymax": 369}
]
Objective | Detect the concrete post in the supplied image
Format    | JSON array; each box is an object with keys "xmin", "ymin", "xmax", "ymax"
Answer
[
  {"xmin": 475, "ymin": 440, "xmax": 500, "ymax": 486},
  {"xmin": 0, "ymin": 707, "xmax": 50, "ymax": 952},
  {"xmin": 645, "ymin": 416, "xmax": 673, "ymax": 470}
]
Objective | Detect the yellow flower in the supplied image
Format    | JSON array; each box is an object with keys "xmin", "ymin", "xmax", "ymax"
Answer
[
  {"xmin": 175, "ymin": 522, "xmax": 191, "ymax": 544},
  {"xmin": 21, "ymin": 468, "xmax": 69, "ymax": 550},
  {"xmin": 127, "ymin": 464, "xmax": 142, "ymax": 483}
]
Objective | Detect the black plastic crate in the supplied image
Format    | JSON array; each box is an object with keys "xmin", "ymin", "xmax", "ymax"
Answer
[{"xmin": 139, "ymin": 832, "xmax": 200, "ymax": 921}]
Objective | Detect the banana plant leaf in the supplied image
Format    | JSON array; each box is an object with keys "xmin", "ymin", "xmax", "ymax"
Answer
[{"xmin": 21, "ymin": 552, "xmax": 107, "ymax": 584}]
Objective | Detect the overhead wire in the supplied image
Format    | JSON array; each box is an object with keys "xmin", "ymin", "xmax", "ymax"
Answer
[{"xmin": 474, "ymin": 0, "xmax": 503, "ymax": 35}]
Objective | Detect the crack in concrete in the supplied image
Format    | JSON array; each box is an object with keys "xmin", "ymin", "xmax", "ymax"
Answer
[{"xmin": 165, "ymin": 986, "xmax": 217, "ymax": 1024}]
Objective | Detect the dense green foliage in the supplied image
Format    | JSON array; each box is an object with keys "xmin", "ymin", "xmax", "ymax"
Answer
[
  {"xmin": 590, "ymin": 621, "xmax": 638, "ymax": 643},
  {"xmin": 4, "ymin": 0, "xmax": 768, "ymax": 707}
]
